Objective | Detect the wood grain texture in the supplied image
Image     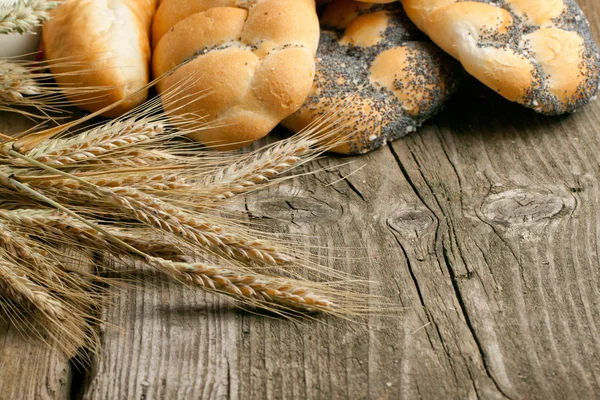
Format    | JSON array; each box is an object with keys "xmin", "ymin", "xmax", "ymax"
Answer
[
  {"xmin": 0, "ymin": 112, "xmax": 74, "ymax": 400},
  {"xmin": 0, "ymin": 320, "xmax": 71, "ymax": 400},
  {"xmin": 83, "ymin": 4, "xmax": 600, "ymax": 394},
  {"xmin": 2, "ymin": 1, "xmax": 600, "ymax": 398},
  {"xmin": 84, "ymin": 1, "xmax": 600, "ymax": 398}
]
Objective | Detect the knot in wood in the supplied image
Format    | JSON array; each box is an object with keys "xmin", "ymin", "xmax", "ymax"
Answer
[
  {"xmin": 481, "ymin": 188, "xmax": 570, "ymax": 227},
  {"xmin": 388, "ymin": 208, "xmax": 435, "ymax": 239}
]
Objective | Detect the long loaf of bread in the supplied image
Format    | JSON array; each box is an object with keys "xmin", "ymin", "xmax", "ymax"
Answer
[
  {"xmin": 398, "ymin": 0, "xmax": 600, "ymax": 115},
  {"xmin": 42, "ymin": 0, "xmax": 157, "ymax": 118}
]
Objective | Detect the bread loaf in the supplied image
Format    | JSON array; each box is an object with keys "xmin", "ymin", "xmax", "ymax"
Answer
[
  {"xmin": 152, "ymin": 0, "xmax": 320, "ymax": 150},
  {"xmin": 399, "ymin": 0, "xmax": 600, "ymax": 115},
  {"xmin": 42, "ymin": 0, "xmax": 157, "ymax": 118},
  {"xmin": 283, "ymin": 0, "xmax": 461, "ymax": 154}
]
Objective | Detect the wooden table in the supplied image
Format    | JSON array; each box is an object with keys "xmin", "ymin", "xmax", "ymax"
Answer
[{"xmin": 2, "ymin": 2, "xmax": 600, "ymax": 398}]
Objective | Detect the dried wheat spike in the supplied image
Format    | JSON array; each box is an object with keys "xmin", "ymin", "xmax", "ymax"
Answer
[
  {"xmin": 31, "ymin": 172, "xmax": 191, "ymax": 192},
  {"xmin": 0, "ymin": 221, "xmax": 49, "ymax": 269},
  {"xmin": 24, "ymin": 121, "xmax": 165, "ymax": 166},
  {"xmin": 0, "ymin": 251, "xmax": 99, "ymax": 358},
  {"xmin": 59, "ymin": 149, "xmax": 176, "ymax": 169},
  {"xmin": 0, "ymin": 257, "xmax": 68, "ymax": 321},
  {"xmin": 0, "ymin": 216, "xmax": 103, "ymax": 299},
  {"xmin": 0, "ymin": 60, "xmax": 41, "ymax": 102},
  {"xmin": 100, "ymin": 186, "xmax": 292, "ymax": 265},
  {"xmin": 200, "ymin": 138, "xmax": 314, "ymax": 200},
  {"xmin": 0, "ymin": 208, "xmax": 187, "ymax": 260},
  {"xmin": 152, "ymin": 257, "xmax": 336, "ymax": 312},
  {"xmin": 0, "ymin": 0, "xmax": 59, "ymax": 35}
]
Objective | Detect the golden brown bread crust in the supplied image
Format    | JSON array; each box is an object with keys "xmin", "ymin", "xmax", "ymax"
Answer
[
  {"xmin": 152, "ymin": 0, "xmax": 242, "ymax": 49},
  {"xmin": 400, "ymin": 0, "xmax": 600, "ymax": 115},
  {"xmin": 282, "ymin": 0, "xmax": 461, "ymax": 155},
  {"xmin": 153, "ymin": 0, "xmax": 320, "ymax": 150},
  {"xmin": 42, "ymin": 0, "xmax": 157, "ymax": 118}
]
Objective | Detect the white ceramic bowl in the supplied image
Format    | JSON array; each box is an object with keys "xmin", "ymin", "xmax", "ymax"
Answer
[{"xmin": 0, "ymin": 26, "xmax": 42, "ymax": 60}]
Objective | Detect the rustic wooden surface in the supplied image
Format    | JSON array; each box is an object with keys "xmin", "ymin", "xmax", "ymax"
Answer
[{"xmin": 2, "ymin": 1, "xmax": 600, "ymax": 398}]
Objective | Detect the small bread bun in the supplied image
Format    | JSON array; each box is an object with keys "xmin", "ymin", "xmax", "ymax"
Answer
[
  {"xmin": 400, "ymin": 0, "xmax": 600, "ymax": 115},
  {"xmin": 152, "ymin": 0, "xmax": 320, "ymax": 150},
  {"xmin": 282, "ymin": 0, "xmax": 461, "ymax": 154},
  {"xmin": 42, "ymin": 0, "xmax": 157, "ymax": 118}
]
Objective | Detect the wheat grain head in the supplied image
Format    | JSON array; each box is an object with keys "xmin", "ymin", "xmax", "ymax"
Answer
[{"xmin": 0, "ymin": 0, "xmax": 60, "ymax": 35}]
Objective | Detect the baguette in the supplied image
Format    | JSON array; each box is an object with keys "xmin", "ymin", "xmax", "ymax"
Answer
[{"xmin": 42, "ymin": 0, "xmax": 157, "ymax": 118}]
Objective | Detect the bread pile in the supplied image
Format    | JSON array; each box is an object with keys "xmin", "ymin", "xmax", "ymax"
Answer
[{"xmin": 41, "ymin": 0, "xmax": 600, "ymax": 153}]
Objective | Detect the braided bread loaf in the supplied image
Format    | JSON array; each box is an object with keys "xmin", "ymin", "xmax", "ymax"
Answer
[
  {"xmin": 283, "ymin": 0, "xmax": 461, "ymax": 154},
  {"xmin": 152, "ymin": 0, "xmax": 320, "ymax": 150},
  {"xmin": 43, "ymin": 0, "xmax": 157, "ymax": 117},
  {"xmin": 398, "ymin": 0, "xmax": 600, "ymax": 115}
]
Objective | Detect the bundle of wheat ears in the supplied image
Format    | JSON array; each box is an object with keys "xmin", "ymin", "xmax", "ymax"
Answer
[
  {"xmin": 0, "ymin": 3, "xmax": 377, "ymax": 359},
  {"xmin": 0, "ymin": 0, "xmax": 58, "ymax": 35}
]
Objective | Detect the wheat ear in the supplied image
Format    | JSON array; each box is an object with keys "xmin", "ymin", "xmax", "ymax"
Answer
[
  {"xmin": 0, "ymin": 251, "xmax": 99, "ymax": 358},
  {"xmin": 0, "ymin": 208, "xmax": 187, "ymax": 260},
  {"xmin": 199, "ymin": 137, "xmax": 316, "ymax": 201},
  {"xmin": 29, "ymin": 171, "xmax": 191, "ymax": 192},
  {"xmin": 98, "ymin": 186, "xmax": 292, "ymax": 265},
  {"xmin": 0, "ymin": 257, "xmax": 68, "ymax": 320},
  {"xmin": 194, "ymin": 114, "xmax": 349, "ymax": 202},
  {"xmin": 152, "ymin": 257, "xmax": 335, "ymax": 312},
  {"xmin": 6, "ymin": 165, "xmax": 289, "ymax": 265},
  {"xmin": 22, "ymin": 121, "xmax": 166, "ymax": 166},
  {"xmin": 0, "ymin": 60, "xmax": 41, "ymax": 102},
  {"xmin": 0, "ymin": 221, "xmax": 49, "ymax": 268},
  {"xmin": 0, "ymin": 0, "xmax": 59, "ymax": 35}
]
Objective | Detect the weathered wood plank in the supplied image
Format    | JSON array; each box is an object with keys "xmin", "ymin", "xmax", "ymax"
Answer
[
  {"xmin": 86, "ymin": 144, "xmax": 480, "ymax": 399},
  {"xmin": 0, "ymin": 321, "xmax": 71, "ymax": 400},
  {"xmin": 84, "ymin": 268, "xmax": 239, "ymax": 400},
  {"xmin": 83, "ymin": 1, "xmax": 600, "ymax": 397},
  {"xmin": 0, "ymin": 0, "xmax": 595, "ymax": 398},
  {"xmin": 387, "ymin": 88, "xmax": 600, "ymax": 399},
  {"xmin": 0, "ymin": 112, "xmax": 74, "ymax": 400}
]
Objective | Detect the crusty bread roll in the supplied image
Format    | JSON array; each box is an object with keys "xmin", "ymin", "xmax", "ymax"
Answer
[
  {"xmin": 399, "ymin": 0, "xmax": 600, "ymax": 115},
  {"xmin": 152, "ymin": 0, "xmax": 320, "ymax": 150},
  {"xmin": 282, "ymin": 0, "xmax": 461, "ymax": 154},
  {"xmin": 42, "ymin": 0, "xmax": 157, "ymax": 118}
]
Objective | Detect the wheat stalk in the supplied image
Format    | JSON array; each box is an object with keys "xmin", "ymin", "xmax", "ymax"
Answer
[
  {"xmin": 199, "ymin": 137, "xmax": 318, "ymax": 201},
  {"xmin": 23, "ymin": 121, "xmax": 166, "ymax": 166},
  {"xmin": 0, "ymin": 208, "xmax": 188, "ymax": 260},
  {"xmin": 0, "ymin": 256, "xmax": 67, "ymax": 320},
  {"xmin": 1, "ymin": 171, "xmax": 295, "ymax": 266},
  {"xmin": 0, "ymin": 59, "xmax": 115, "ymax": 122},
  {"xmin": 97, "ymin": 186, "xmax": 292, "ymax": 265},
  {"xmin": 0, "ymin": 214, "xmax": 106, "ymax": 296},
  {"xmin": 0, "ymin": 251, "xmax": 99, "ymax": 358},
  {"xmin": 152, "ymin": 257, "xmax": 336, "ymax": 312},
  {"xmin": 0, "ymin": 220, "xmax": 49, "ymax": 268},
  {"xmin": 0, "ymin": 85, "xmax": 376, "ymax": 358},
  {"xmin": 30, "ymin": 171, "xmax": 191, "ymax": 192},
  {"xmin": 0, "ymin": 0, "xmax": 59, "ymax": 35},
  {"xmin": 80, "ymin": 149, "xmax": 176, "ymax": 167}
]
